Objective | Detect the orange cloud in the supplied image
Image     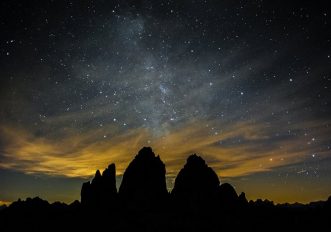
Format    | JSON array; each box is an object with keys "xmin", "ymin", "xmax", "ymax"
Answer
[
  {"xmin": 0, "ymin": 119, "xmax": 329, "ymax": 181},
  {"xmin": 0, "ymin": 200, "xmax": 11, "ymax": 206}
]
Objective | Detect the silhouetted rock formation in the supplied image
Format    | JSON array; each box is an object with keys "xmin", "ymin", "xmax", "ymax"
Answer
[
  {"xmin": 2, "ymin": 147, "xmax": 331, "ymax": 232},
  {"xmin": 119, "ymin": 147, "xmax": 168, "ymax": 211},
  {"xmin": 238, "ymin": 192, "xmax": 248, "ymax": 205},
  {"xmin": 252, "ymin": 198, "xmax": 275, "ymax": 208},
  {"xmin": 171, "ymin": 154, "xmax": 220, "ymax": 212},
  {"xmin": 81, "ymin": 163, "xmax": 117, "ymax": 208},
  {"xmin": 218, "ymin": 183, "xmax": 239, "ymax": 209},
  {"xmin": 10, "ymin": 197, "xmax": 50, "ymax": 210}
]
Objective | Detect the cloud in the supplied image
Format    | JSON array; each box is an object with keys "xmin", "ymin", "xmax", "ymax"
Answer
[
  {"xmin": 0, "ymin": 200, "xmax": 11, "ymax": 206},
  {"xmin": 1, "ymin": 118, "xmax": 330, "ymax": 180}
]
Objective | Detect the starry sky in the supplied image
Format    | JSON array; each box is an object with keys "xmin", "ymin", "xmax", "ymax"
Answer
[{"xmin": 1, "ymin": 0, "xmax": 331, "ymax": 204}]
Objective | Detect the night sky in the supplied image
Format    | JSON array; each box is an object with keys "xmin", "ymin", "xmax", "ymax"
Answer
[{"xmin": 1, "ymin": 0, "xmax": 331, "ymax": 204}]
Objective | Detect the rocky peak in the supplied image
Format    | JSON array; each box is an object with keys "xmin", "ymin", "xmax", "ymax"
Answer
[
  {"xmin": 172, "ymin": 154, "xmax": 220, "ymax": 194},
  {"xmin": 118, "ymin": 147, "xmax": 168, "ymax": 211},
  {"xmin": 81, "ymin": 163, "xmax": 117, "ymax": 207},
  {"xmin": 171, "ymin": 154, "xmax": 220, "ymax": 211}
]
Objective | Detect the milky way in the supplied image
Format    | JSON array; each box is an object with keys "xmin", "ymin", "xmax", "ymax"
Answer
[{"xmin": 1, "ymin": 1, "xmax": 331, "ymax": 203}]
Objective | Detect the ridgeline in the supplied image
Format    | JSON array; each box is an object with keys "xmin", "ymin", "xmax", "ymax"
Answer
[{"xmin": 1, "ymin": 147, "xmax": 330, "ymax": 231}]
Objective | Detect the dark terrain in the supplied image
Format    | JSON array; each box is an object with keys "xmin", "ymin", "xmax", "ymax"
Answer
[{"xmin": 1, "ymin": 147, "xmax": 330, "ymax": 231}]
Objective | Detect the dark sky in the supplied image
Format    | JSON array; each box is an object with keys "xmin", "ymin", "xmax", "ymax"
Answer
[{"xmin": 1, "ymin": 0, "xmax": 331, "ymax": 204}]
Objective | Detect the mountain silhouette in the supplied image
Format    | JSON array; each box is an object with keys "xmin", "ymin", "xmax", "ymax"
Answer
[
  {"xmin": 118, "ymin": 147, "xmax": 168, "ymax": 211},
  {"xmin": 238, "ymin": 191, "xmax": 248, "ymax": 206},
  {"xmin": 171, "ymin": 154, "xmax": 220, "ymax": 212},
  {"xmin": 218, "ymin": 182, "xmax": 239, "ymax": 209},
  {"xmin": 81, "ymin": 163, "xmax": 117, "ymax": 208},
  {"xmin": 1, "ymin": 147, "xmax": 330, "ymax": 232}
]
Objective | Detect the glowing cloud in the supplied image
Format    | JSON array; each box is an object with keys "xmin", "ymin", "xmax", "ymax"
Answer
[{"xmin": 1, "ymin": 119, "xmax": 329, "ymax": 181}]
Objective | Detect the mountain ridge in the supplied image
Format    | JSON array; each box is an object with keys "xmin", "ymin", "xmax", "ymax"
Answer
[{"xmin": 1, "ymin": 147, "xmax": 330, "ymax": 232}]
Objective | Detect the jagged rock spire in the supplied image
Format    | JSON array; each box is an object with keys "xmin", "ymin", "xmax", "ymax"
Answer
[
  {"xmin": 119, "ymin": 147, "xmax": 168, "ymax": 211},
  {"xmin": 171, "ymin": 154, "xmax": 220, "ymax": 211},
  {"xmin": 81, "ymin": 163, "xmax": 117, "ymax": 207}
]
